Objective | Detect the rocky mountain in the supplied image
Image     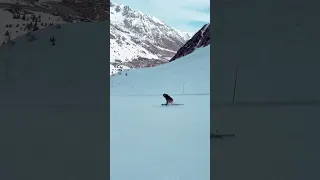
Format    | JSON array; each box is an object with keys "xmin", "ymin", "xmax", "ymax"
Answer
[
  {"xmin": 170, "ymin": 23, "xmax": 210, "ymax": 62},
  {"xmin": 0, "ymin": 0, "xmax": 108, "ymax": 45},
  {"xmin": 0, "ymin": 0, "xmax": 108, "ymax": 22},
  {"xmin": 110, "ymin": 2, "xmax": 192, "ymax": 73}
]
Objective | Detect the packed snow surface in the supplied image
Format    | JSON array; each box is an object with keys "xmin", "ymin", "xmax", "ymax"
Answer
[
  {"xmin": 110, "ymin": 46, "xmax": 210, "ymax": 180},
  {"xmin": 0, "ymin": 21, "xmax": 108, "ymax": 179},
  {"xmin": 0, "ymin": 21, "xmax": 108, "ymax": 105}
]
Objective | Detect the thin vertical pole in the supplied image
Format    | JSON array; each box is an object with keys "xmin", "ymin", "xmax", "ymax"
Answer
[
  {"xmin": 5, "ymin": 58, "xmax": 8, "ymax": 81},
  {"xmin": 232, "ymin": 64, "xmax": 239, "ymax": 103},
  {"xmin": 181, "ymin": 82, "xmax": 185, "ymax": 94}
]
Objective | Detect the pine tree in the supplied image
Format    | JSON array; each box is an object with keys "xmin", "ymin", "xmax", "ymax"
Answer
[
  {"xmin": 5, "ymin": 30, "xmax": 9, "ymax": 36},
  {"xmin": 4, "ymin": 30, "xmax": 11, "ymax": 41},
  {"xmin": 32, "ymin": 23, "xmax": 39, "ymax": 31},
  {"xmin": 27, "ymin": 22, "xmax": 33, "ymax": 31}
]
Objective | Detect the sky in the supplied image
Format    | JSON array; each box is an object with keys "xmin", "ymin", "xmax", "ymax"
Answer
[{"xmin": 111, "ymin": 0, "xmax": 210, "ymax": 34}]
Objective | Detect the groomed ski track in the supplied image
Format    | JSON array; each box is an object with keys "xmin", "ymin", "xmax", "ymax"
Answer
[
  {"xmin": 0, "ymin": 21, "xmax": 109, "ymax": 180},
  {"xmin": 212, "ymin": 0, "xmax": 320, "ymax": 179},
  {"xmin": 110, "ymin": 46, "xmax": 210, "ymax": 180}
]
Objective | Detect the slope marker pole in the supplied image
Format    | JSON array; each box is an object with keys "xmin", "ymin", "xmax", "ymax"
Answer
[
  {"xmin": 232, "ymin": 64, "xmax": 239, "ymax": 103},
  {"xmin": 181, "ymin": 82, "xmax": 186, "ymax": 94}
]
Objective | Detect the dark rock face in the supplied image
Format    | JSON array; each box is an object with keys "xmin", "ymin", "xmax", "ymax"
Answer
[
  {"xmin": 60, "ymin": 0, "xmax": 109, "ymax": 21},
  {"xmin": 169, "ymin": 24, "xmax": 210, "ymax": 62}
]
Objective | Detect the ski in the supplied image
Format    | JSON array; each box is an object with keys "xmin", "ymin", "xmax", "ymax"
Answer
[
  {"xmin": 161, "ymin": 103, "xmax": 184, "ymax": 106},
  {"xmin": 211, "ymin": 134, "xmax": 235, "ymax": 139}
]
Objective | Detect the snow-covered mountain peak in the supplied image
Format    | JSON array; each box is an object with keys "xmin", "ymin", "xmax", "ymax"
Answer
[
  {"xmin": 110, "ymin": 2, "xmax": 189, "ymax": 39},
  {"xmin": 110, "ymin": 2, "xmax": 166, "ymax": 26},
  {"xmin": 110, "ymin": 1, "xmax": 193, "ymax": 75}
]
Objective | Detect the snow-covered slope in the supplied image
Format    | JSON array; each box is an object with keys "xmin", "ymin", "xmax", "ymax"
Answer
[
  {"xmin": 0, "ymin": 21, "xmax": 108, "ymax": 179},
  {"xmin": 211, "ymin": 0, "xmax": 320, "ymax": 179},
  {"xmin": 170, "ymin": 23, "xmax": 210, "ymax": 62},
  {"xmin": 0, "ymin": 7, "xmax": 65, "ymax": 45},
  {"xmin": 110, "ymin": 2, "xmax": 192, "ymax": 72},
  {"xmin": 212, "ymin": 64, "xmax": 320, "ymax": 180},
  {"xmin": 0, "ymin": 21, "xmax": 108, "ymax": 104},
  {"xmin": 0, "ymin": 0, "xmax": 109, "ymax": 46},
  {"xmin": 110, "ymin": 46, "xmax": 210, "ymax": 180}
]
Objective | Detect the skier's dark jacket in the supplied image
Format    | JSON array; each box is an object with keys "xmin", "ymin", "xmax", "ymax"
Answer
[{"xmin": 163, "ymin": 93, "xmax": 173, "ymax": 104}]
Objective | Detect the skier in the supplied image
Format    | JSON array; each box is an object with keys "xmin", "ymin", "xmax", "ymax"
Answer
[{"xmin": 163, "ymin": 93, "xmax": 174, "ymax": 105}]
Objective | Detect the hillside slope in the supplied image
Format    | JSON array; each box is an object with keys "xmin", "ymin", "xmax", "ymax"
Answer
[
  {"xmin": 211, "ymin": 0, "xmax": 320, "ymax": 179},
  {"xmin": 0, "ymin": 21, "xmax": 108, "ymax": 103},
  {"xmin": 170, "ymin": 23, "xmax": 210, "ymax": 62},
  {"xmin": 0, "ymin": 0, "xmax": 109, "ymax": 45},
  {"xmin": 110, "ymin": 46, "xmax": 210, "ymax": 180},
  {"xmin": 0, "ymin": 21, "xmax": 108, "ymax": 179}
]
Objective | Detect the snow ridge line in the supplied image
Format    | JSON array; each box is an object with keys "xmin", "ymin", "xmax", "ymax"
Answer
[{"xmin": 110, "ymin": 93, "xmax": 210, "ymax": 97}]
